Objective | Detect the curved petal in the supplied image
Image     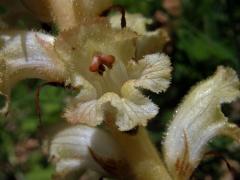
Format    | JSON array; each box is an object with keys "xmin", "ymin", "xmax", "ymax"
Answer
[
  {"xmin": 0, "ymin": 31, "xmax": 67, "ymax": 114},
  {"xmin": 128, "ymin": 53, "xmax": 172, "ymax": 93},
  {"xmin": 110, "ymin": 13, "xmax": 170, "ymax": 58},
  {"xmin": 96, "ymin": 80, "xmax": 158, "ymax": 131},
  {"xmin": 53, "ymin": 159, "xmax": 85, "ymax": 179},
  {"xmin": 120, "ymin": 80, "xmax": 159, "ymax": 130},
  {"xmin": 68, "ymin": 74, "xmax": 98, "ymax": 101},
  {"xmin": 163, "ymin": 66, "xmax": 240, "ymax": 179},
  {"xmin": 64, "ymin": 100, "xmax": 99, "ymax": 126},
  {"xmin": 136, "ymin": 30, "xmax": 169, "ymax": 59},
  {"xmin": 64, "ymin": 92, "xmax": 119, "ymax": 128},
  {"xmin": 63, "ymin": 74, "xmax": 99, "ymax": 126},
  {"xmin": 64, "ymin": 83, "xmax": 159, "ymax": 131},
  {"xmin": 49, "ymin": 125, "xmax": 123, "ymax": 178}
]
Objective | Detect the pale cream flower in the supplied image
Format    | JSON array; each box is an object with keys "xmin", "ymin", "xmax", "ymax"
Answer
[
  {"xmin": 57, "ymin": 19, "xmax": 172, "ymax": 131},
  {"xmin": 163, "ymin": 66, "xmax": 240, "ymax": 179},
  {"xmin": 0, "ymin": 19, "xmax": 171, "ymax": 131}
]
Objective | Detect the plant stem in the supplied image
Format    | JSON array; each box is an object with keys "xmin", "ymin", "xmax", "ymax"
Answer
[{"xmin": 107, "ymin": 120, "xmax": 171, "ymax": 179}]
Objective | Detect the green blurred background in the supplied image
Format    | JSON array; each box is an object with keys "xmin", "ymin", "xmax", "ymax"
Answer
[{"xmin": 0, "ymin": 0, "xmax": 239, "ymax": 179}]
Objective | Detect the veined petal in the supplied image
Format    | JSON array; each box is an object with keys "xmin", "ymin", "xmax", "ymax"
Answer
[
  {"xmin": 68, "ymin": 74, "xmax": 97, "ymax": 101},
  {"xmin": 53, "ymin": 159, "xmax": 85, "ymax": 179},
  {"xmin": 163, "ymin": 66, "xmax": 240, "ymax": 179},
  {"xmin": 65, "ymin": 85, "xmax": 158, "ymax": 131},
  {"xmin": 49, "ymin": 125, "xmax": 123, "ymax": 178},
  {"xmin": 0, "ymin": 31, "xmax": 67, "ymax": 114},
  {"xmin": 120, "ymin": 80, "xmax": 159, "ymax": 130},
  {"xmin": 96, "ymin": 81, "xmax": 159, "ymax": 131},
  {"xmin": 64, "ymin": 74, "xmax": 99, "ymax": 125},
  {"xmin": 110, "ymin": 13, "xmax": 169, "ymax": 58},
  {"xmin": 64, "ymin": 100, "xmax": 98, "ymax": 126},
  {"xmin": 128, "ymin": 53, "xmax": 172, "ymax": 93}
]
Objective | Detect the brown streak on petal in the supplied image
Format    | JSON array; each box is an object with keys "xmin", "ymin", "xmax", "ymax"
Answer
[
  {"xmin": 88, "ymin": 147, "xmax": 131, "ymax": 178},
  {"xmin": 175, "ymin": 130, "xmax": 192, "ymax": 177},
  {"xmin": 175, "ymin": 158, "xmax": 180, "ymax": 172},
  {"xmin": 182, "ymin": 130, "xmax": 190, "ymax": 165}
]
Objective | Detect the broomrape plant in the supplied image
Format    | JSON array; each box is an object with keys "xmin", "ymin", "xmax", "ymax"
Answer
[{"xmin": 0, "ymin": 0, "xmax": 239, "ymax": 179}]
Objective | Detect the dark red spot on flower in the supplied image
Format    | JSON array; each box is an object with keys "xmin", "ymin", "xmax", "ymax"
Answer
[{"xmin": 89, "ymin": 54, "xmax": 115, "ymax": 75}]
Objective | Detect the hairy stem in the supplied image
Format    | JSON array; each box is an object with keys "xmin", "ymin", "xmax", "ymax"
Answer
[{"xmin": 107, "ymin": 118, "xmax": 171, "ymax": 180}]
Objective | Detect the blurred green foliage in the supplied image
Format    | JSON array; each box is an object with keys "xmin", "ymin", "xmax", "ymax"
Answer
[{"xmin": 0, "ymin": 0, "xmax": 239, "ymax": 179}]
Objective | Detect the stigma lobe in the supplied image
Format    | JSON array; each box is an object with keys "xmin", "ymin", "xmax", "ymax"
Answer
[{"xmin": 89, "ymin": 54, "xmax": 115, "ymax": 75}]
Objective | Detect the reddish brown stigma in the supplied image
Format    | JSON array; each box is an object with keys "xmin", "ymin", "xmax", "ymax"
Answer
[{"xmin": 89, "ymin": 54, "xmax": 115, "ymax": 75}]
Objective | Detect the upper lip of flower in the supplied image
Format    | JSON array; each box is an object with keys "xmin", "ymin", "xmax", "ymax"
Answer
[{"xmin": 109, "ymin": 13, "xmax": 170, "ymax": 59}]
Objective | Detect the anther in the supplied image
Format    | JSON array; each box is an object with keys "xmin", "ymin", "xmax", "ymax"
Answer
[
  {"xmin": 89, "ymin": 54, "xmax": 115, "ymax": 75},
  {"xmin": 100, "ymin": 55, "xmax": 115, "ymax": 69}
]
